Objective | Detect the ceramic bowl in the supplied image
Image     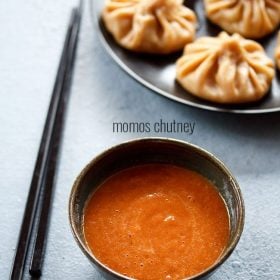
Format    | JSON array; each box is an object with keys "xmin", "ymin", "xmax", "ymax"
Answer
[{"xmin": 69, "ymin": 137, "xmax": 245, "ymax": 280}]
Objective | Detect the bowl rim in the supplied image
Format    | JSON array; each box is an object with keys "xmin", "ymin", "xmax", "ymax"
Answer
[{"xmin": 69, "ymin": 137, "xmax": 245, "ymax": 280}]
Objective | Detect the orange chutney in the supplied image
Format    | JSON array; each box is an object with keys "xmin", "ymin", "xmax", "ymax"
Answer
[{"xmin": 84, "ymin": 164, "xmax": 229, "ymax": 280}]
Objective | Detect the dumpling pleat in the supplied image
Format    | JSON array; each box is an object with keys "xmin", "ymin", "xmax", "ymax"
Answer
[
  {"xmin": 275, "ymin": 32, "xmax": 280, "ymax": 70},
  {"xmin": 177, "ymin": 51, "xmax": 213, "ymax": 76}
]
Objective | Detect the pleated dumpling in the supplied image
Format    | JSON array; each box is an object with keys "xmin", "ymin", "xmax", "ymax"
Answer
[
  {"xmin": 102, "ymin": 0, "xmax": 197, "ymax": 54},
  {"xmin": 275, "ymin": 32, "xmax": 280, "ymax": 69},
  {"xmin": 176, "ymin": 32, "xmax": 275, "ymax": 104},
  {"xmin": 205, "ymin": 0, "xmax": 280, "ymax": 39}
]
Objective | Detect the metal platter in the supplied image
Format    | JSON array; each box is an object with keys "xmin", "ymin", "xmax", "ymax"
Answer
[{"xmin": 91, "ymin": 0, "xmax": 280, "ymax": 113}]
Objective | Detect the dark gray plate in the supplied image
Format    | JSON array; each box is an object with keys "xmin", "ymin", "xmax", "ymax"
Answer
[{"xmin": 91, "ymin": 0, "xmax": 280, "ymax": 113}]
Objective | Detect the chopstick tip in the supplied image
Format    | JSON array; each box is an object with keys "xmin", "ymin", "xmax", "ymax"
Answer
[{"xmin": 29, "ymin": 267, "xmax": 42, "ymax": 278}]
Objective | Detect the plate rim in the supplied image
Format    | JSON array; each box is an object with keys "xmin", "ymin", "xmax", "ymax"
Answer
[{"xmin": 91, "ymin": 0, "xmax": 280, "ymax": 114}]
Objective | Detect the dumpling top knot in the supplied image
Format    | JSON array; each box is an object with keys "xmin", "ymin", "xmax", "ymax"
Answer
[
  {"xmin": 136, "ymin": 0, "xmax": 184, "ymax": 22},
  {"xmin": 139, "ymin": 0, "xmax": 182, "ymax": 12},
  {"xmin": 221, "ymin": 35, "xmax": 242, "ymax": 51},
  {"xmin": 218, "ymin": 34, "xmax": 245, "ymax": 60}
]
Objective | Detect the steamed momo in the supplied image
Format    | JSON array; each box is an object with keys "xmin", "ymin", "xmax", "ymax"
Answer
[
  {"xmin": 205, "ymin": 0, "xmax": 280, "ymax": 39},
  {"xmin": 275, "ymin": 32, "xmax": 280, "ymax": 69},
  {"xmin": 176, "ymin": 32, "xmax": 275, "ymax": 104},
  {"xmin": 102, "ymin": 0, "xmax": 197, "ymax": 54}
]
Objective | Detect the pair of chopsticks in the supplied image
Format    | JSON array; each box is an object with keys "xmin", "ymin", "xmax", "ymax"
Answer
[{"xmin": 10, "ymin": 2, "xmax": 82, "ymax": 279}]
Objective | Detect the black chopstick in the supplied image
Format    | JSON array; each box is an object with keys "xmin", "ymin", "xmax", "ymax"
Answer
[
  {"xmin": 29, "ymin": 5, "xmax": 82, "ymax": 278},
  {"xmin": 10, "ymin": 4, "xmax": 81, "ymax": 280}
]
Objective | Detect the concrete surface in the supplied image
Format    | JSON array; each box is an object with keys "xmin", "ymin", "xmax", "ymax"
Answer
[{"xmin": 0, "ymin": 0, "xmax": 280, "ymax": 279}]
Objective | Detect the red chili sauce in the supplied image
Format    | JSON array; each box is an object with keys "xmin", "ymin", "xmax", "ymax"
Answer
[{"xmin": 84, "ymin": 164, "xmax": 229, "ymax": 280}]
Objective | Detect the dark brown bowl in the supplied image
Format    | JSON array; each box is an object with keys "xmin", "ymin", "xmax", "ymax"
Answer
[{"xmin": 69, "ymin": 138, "xmax": 245, "ymax": 280}]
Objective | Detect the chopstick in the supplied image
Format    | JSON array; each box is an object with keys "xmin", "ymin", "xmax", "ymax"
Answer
[
  {"xmin": 10, "ymin": 3, "xmax": 82, "ymax": 279},
  {"xmin": 29, "ymin": 4, "xmax": 82, "ymax": 278}
]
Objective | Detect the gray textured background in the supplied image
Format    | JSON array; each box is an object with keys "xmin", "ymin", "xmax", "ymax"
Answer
[{"xmin": 1, "ymin": 1, "xmax": 280, "ymax": 279}]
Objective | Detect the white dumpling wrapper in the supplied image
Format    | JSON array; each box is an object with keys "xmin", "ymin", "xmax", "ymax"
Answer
[
  {"xmin": 102, "ymin": 0, "xmax": 197, "ymax": 54},
  {"xmin": 205, "ymin": 0, "xmax": 280, "ymax": 39},
  {"xmin": 176, "ymin": 32, "xmax": 275, "ymax": 104}
]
